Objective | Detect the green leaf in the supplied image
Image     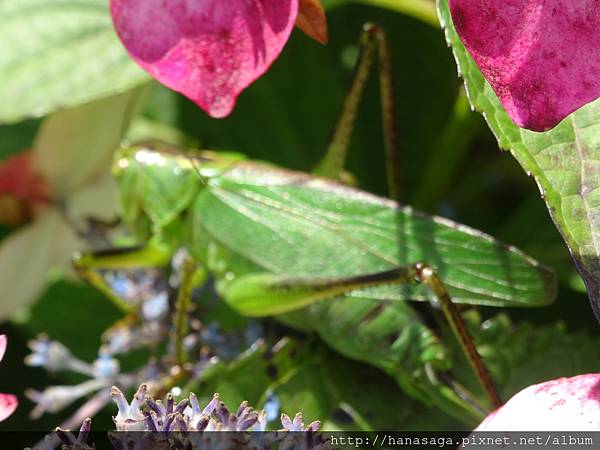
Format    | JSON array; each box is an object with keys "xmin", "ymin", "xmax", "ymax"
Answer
[
  {"xmin": 34, "ymin": 88, "xmax": 144, "ymax": 194},
  {"xmin": 322, "ymin": 0, "xmax": 439, "ymax": 27},
  {"xmin": 437, "ymin": 0, "xmax": 600, "ymax": 320},
  {"xmin": 20, "ymin": 279, "xmax": 121, "ymax": 361},
  {"xmin": 465, "ymin": 312, "xmax": 600, "ymax": 400},
  {"xmin": 0, "ymin": 0, "xmax": 149, "ymax": 123},
  {"xmin": 186, "ymin": 339, "xmax": 331, "ymax": 426},
  {"xmin": 189, "ymin": 337, "xmax": 460, "ymax": 430},
  {"xmin": 0, "ymin": 120, "xmax": 40, "ymax": 160}
]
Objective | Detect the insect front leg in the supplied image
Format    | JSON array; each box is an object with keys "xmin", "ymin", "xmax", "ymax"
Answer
[
  {"xmin": 74, "ymin": 241, "xmax": 208, "ymax": 370},
  {"xmin": 72, "ymin": 240, "xmax": 174, "ymax": 313}
]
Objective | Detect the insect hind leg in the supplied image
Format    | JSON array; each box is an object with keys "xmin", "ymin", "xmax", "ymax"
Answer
[
  {"xmin": 413, "ymin": 262, "xmax": 503, "ymax": 409},
  {"xmin": 222, "ymin": 262, "xmax": 502, "ymax": 410},
  {"xmin": 314, "ymin": 24, "xmax": 401, "ymax": 202}
]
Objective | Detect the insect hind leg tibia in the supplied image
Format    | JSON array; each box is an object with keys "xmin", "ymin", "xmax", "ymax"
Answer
[
  {"xmin": 314, "ymin": 23, "xmax": 400, "ymax": 201},
  {"xmin": 413, "ymin": 262, "xmax": 503, "ymax": 409}
]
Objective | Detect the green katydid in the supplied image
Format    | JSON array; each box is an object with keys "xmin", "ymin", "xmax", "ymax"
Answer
[{"xmin": 73, "ymin": 24, "xmax": 556, "ymax": 424}]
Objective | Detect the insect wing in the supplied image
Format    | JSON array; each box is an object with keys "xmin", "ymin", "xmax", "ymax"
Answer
[{"xmin": 196, "ymin": 164, "xmax": 555, "ymax": 307}]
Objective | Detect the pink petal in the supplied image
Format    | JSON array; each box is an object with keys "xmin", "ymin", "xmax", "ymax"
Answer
[
  {"xmin": 0, "ymin": 153, "xmax": 52, "ymax": 205},
  {"xmin": 110, "ymin": 0, "xmax": 299, "ymax": 118},
  {"xmin": 449, "ymin": 1, "xmax": 600, "ymax": 131},
  {"xmin": 0, "ymin": 394, "xmax": 17, "ymax": 422},
  {"xmin": 0, "ymin": 335, "xmax": 6, "ymax": 363},
  {"xmin": 475, "ymin": 374, "xmax": 600, "ymax": 430}
]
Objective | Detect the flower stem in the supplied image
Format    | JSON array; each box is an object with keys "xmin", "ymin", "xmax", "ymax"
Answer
[{"xmin": 172, "ymin": 258, "xmax": 196, "ymax": 367}]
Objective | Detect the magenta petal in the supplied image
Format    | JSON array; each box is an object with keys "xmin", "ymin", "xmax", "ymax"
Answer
[
  {"xmin": 449, "ymin": 0, "xmax": 600, "ymax": 131},
  {"xmin": 110, "ymin": 0, "xmax": 299, "ymax": 118},
  {"xmin": 0, "ymin": 335, "xmax": 6, "ymax": 363},
  {"xmin": 0, "ymin": 394, "xmax": 17, "ymax": 422}
]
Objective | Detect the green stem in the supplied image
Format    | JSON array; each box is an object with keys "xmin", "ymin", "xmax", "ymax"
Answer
[
  {"xmin": 172, "ymin": 258, "xmax": 196, "ymax": 367},
  {"xmin": 362, "ymin": 0, "xmax": 438, "ymax": 27},
  {"xmin": 323, "ymin": 0, "xmax": 439, "ymax": 28},
  {"xmin": 413, "ymin": 88, "xmax": 482, "ymax": 211}
]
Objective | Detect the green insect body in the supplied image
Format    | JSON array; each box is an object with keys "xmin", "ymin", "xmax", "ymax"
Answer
[
  {"xmin": 73, "ymin": 25, "xmax": 557, "ymax": 425},
  {"xmin": 77, "ymin": 143, "xmax": 556, "ymax": 423}
]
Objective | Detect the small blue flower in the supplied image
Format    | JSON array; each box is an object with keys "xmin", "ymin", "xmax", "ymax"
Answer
[
  {"xmin": 92, "ymin": 349, "xmax": 120, "ymax": 379},
  {"xmin": 26, "ymin": 379, "xmax": 109, "ymax": 419},
  {"xmin": 141, "ymin": 292, "xmax": 169, "ymax": 321},
  {"xmin": 25, "ymin": 335, "xmax": 94, "ymax": 376},
  {"xmin": 264, "ymin": 392, "xmax": 281, "ymax": 422}
]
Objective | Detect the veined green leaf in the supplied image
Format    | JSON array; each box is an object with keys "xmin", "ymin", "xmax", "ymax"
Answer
[
  {"xmin": 0, "ymin": 0, "xmax": 149, "ymax": 123},
  {"xmin": 437, "ymin": 0, "xmax": 600, "ymax": 320}
]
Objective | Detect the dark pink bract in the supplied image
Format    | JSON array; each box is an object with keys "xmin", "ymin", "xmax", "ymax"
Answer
[
  {"xmin": 110, "ymin": 0, "xmax": 298, "ymax": 118},
  {"xmin": 449, "ymin": 0, "xmax": 600, "ymax": 131}
]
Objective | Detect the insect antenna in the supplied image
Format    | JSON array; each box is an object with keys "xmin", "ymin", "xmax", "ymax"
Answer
[
  {"xmin": 186, "ymin": 153, "xmax": 209, "ymax": 187},
  {"xmin": 437, "ymin": 372, "xmax": 488, "ymax": 416}
]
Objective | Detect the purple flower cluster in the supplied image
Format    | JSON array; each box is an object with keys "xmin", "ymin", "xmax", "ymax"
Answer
[
  {"xmin": 110, "ymin": 384, "xmax": 319, "ymax": 433},
  {"xmin": 46, "ymin": 385, "xmax": 324, "ymax": 450}
]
